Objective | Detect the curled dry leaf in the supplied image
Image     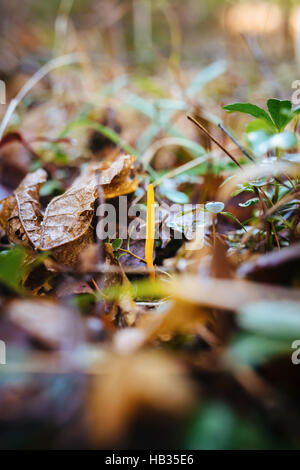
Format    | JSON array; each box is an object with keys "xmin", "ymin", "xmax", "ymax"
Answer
[
  {"xmin": 0, "ymin": 168, "xmax": 47, "ymax": 248},
  {"xmin": 99, "ymin": 153, "xmax": 139, "ymax": 198},
  {"xmin": 0, "ymin": 154, "xmax": 138, "ymax": 266},
  {"xmin": 39, "ymin": 154, "xmax": 138, "ymax": 251}
]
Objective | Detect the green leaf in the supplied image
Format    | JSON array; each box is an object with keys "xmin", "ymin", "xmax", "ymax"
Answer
[
  {"xmin": 60, "ymin": 118, "xmax": 137, "ymax": 157},
  {"xmin": 238, "ymin": 197, "xmax": 259, "ymax": 208},
  {"xmin": 266, "ymin": 131, "xmax": 298, "ymax": 151},
  {"xmin": 231, "ymin": 185, "xmax": 255, "ymax": 197},
  {"xmin": 228, "ymin": 333, "xmax": 290, "ymax": 366},
  {"xmin": 60, "ymin": 118, "xmax": 158, "ymax": 179},
  {"xmin": 267, "ymin": 99, "xmax": 293, "ymax": 131},
  {"xmin": 72, "ymin": 293, "xmax": 96, "ymax": 312},
  {"xmin": 133, "ymin": 76, "xmax": 167, "ymax": 98},
  {"xmin": 221, "ymin": 211, "xmax": 247, "ymax": 231},
  {"xmin": 0, "ymin": 247, "xmax": 26, "ymax": 292},
  {"xmin": 247, "ymin": 130, "xmax": 297, "ymax": 155},
  {"xmin": 104, "ymin": 278, "xmax": 167, "ymax": 301},
  {"xmin": 112, "ymin": 238, "xmax": 123, "ymax": 251},
  {"xmin": 184, "ymin": 402, "xmax": 272, "ymax": 450},
  {"xmin": 163, "ymin": 189, "xmax": 189, "ymax": 204},
  {"xmin": 292, "ymin": 105, "xmax": 300, "ymax": 115},
  {"xmin": 246, "ymin": 119, "xmax": 274, "ymax": 133},
  {"xmin": 238, "ymin": 300, "xmax": 300, "ymax": 340},
  {"xmin": 223, "ymin": 103, "xmax": 274, "ymax": 128},
  {"xmin": 40, "ymin": 179, "xmax": 64, "ymax": 197},
  {"xmin": 185, "ymin": 402, "xmax": 235, "ymax": 450},
  {"xmin": 186, "ymin": 60, "xmax": 226, "ymax": 98}
]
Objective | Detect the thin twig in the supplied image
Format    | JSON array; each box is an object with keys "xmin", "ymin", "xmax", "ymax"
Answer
[
  {"xmin": 187, "ymin": 115, "xmax": 242, "ymax": 168},
  {"xmin": 118, "ymin": 248, "xmax": 146, "ymax": 263},
  {"xmin": 271, "ymin": 221, "xmax": 281, "ymax": 250},
  {"xmin": 92, "ymin": 278, "xmax": 108, "ymax": 298},
  {"xmin": 218, "ymin": 122, "xmax": 255, "ymax": 162}
]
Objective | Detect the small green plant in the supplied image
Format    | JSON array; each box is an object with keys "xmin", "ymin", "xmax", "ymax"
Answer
[
  {"xmin": 220, "ymin": 99, "xmax": 300, "ymax": 252},
  {"xmin": 224, "ymin": 99, "xmax": 299, "ymax": 156}
]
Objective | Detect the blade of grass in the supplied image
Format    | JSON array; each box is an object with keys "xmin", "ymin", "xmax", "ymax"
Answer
[{"xmin": 0, "ymin": 53, "xmax": 85, "ymax": 140}]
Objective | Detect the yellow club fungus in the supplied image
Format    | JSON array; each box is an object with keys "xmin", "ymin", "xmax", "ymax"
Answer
[{"xmin": 145, "ymin": 183, "xmax": 155, "ymax": 281}]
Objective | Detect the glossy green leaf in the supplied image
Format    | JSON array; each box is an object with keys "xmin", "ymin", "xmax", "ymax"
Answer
[
  {"xmin": 267, "ymin": 99, "xmax": 293, "ymax": 131},
  {"xmin": 40, "ymin": 179, "xmax": 64, "ymax": 197},
  {"xmin": 246, "ymin": 119, "xmax": 274, "ymax": 133},
  {"xmin": 0, "ymin": 247, "xmax": 26, "ymax": 292},
  {"xmin": 223, "ymin": 103, "xmax": 274, "ymax": 128},
  {"xmin": 238, "ymin": 197, "xmax": 259, "ymax": 207},
  {"xmin": 221, "ymin": 211, "xmax": 247, "ymax": 231},
  {"xmin": 112, "ymin": 238, "xmax": 123, "ymax": 251}
]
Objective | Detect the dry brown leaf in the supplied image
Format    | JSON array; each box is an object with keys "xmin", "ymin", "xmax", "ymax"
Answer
[
  {"xmin": 51, "ymin": 226, "xmax": 95, "ymax": 267},
  {"xmin": 170, "ymin": 275, "xmax": 300, "ymax": 311},
  {"xmin": 87, "ymin": 350, "xmax": 194, "ymax": 445},
  {"xmin": 39, "ymin": 154, "xmax": 138, "ymax": 251},
  {"xmin": 99, "ymin": 153, "xmax": 139, "ymax": 198},
  {"xmin": 6, "ymin": 298, "xmax": 83, "ymax": 349},
  {"xmin": 237, "ymin": 242, "xmax": 300, "ymax": 285},
  {"xmin": 137, "ymin": 300, "xmax": 213, "ymax": 342},
  {"xmin": 0, "ymin": 168, "xmax": 47, "ymax": 248},
  {"xmin": 0, "ymin": 154, "xmax": 138, "ymax": 267}
]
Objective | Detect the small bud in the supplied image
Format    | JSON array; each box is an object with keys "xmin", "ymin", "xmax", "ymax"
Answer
[{"xmin": 205, "ymin": 201, "xmax": 224, "ymax": 214}]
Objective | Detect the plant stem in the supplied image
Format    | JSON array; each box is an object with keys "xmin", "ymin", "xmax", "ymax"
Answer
[
  {"xmin": 187, "ymin": 115, "xmax": 242, "ymax": 168},
  {"xmin": 218, "ymin": 123, "xmax": 255, "ymax": 162},
  {"xmin": 118, "ymin": 248, "xmax": 146, "ymax": 263},
  {"xmin": 271, "ymin": 221, "xmax": 280, "ymax": 250},
  {"xmin": 212, "ymin": 215, "xmax": 216, "ymax": 247}
]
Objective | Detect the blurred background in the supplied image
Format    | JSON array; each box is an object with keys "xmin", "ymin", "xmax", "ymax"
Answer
[
  {"xmin": 1, "ymin": 0, "xmax": 300, "ymax": 451},
  {"xmin": 0, "ymin": 0, "xmax": 300, "ymax": 94}
]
